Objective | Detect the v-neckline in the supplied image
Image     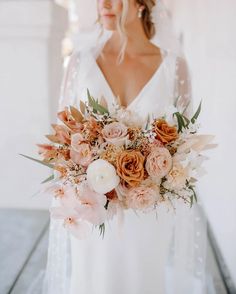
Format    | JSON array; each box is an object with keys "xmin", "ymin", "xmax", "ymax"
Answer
[{"xmin": 93, "ymin": 53, "xmax": 167, "ymax": 110}]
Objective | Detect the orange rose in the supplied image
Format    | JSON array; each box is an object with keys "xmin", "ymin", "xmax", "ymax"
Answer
[
  {"xmin": 153, "ymin": 119, "xmax": 178, "ymax": 144},
  {"xmin": 116, "ymin": 150, "xmax": 145, "ymax": 187}
]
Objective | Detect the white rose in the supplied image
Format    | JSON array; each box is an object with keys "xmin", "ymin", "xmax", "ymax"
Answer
[{"xmin": 87, "ymin": 159, "xmax": 120, "ymax": 194}]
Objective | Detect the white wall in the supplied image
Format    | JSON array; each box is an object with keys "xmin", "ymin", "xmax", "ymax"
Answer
[{"xmin": 0, "ymin": 1, "xmax": 67, "ymax": 209}]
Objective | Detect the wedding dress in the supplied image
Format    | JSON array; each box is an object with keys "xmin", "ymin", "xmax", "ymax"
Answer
[{"xmin": 39, "ymin": 2, "xmax": 212, "ymax": 294}]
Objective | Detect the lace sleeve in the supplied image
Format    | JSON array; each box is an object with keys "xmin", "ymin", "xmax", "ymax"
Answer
[
  {"xmin": 58, "ymin": 50, "xmax": 80, "ymax": 111},
  {"xmin": 40, "ymin": 51, "xmax": 81, "ymax": 294},
  {"xmin": 174, "ymin": 56, "xmax": 193, "ymax": 117}
]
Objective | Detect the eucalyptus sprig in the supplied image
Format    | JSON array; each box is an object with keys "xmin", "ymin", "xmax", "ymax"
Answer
[
  {"xmin": 173, "ymin": 101, "xmax": 202, "ymax": 133},
  {"xmin": 87, "ymin": 89, "xmax": 109, "ymax": 115}
]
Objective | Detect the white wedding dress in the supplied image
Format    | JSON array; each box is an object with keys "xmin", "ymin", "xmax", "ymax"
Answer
[
  {"xmin": 40, "ymin": 5, "xmax": 212, "ymax": 293},
  {"xmin": 48, "ymin": 37, "xmax": 208, "ymax": 294}
]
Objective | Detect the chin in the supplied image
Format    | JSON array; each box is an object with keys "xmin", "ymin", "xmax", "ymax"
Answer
[{"xmin": 101, "ymin": 17, "xmax": 117, "ymax": 31}]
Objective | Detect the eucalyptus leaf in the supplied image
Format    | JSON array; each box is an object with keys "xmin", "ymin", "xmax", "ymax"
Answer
[
  {"xmin": 41, "ymin": 174, "xmax": 55, "ymax": 184},
  {"xmin": 173, "ymin": 112, "xmax": 186, "ymax": 132},
  {"xmin": 145, "ymin": 114, "xmax": 151, "ymax": 130},
  {"xmin": 19, "ymin": 154, "xmax": 55, "ymax": 169},
  {"xmin": 99, "ymin": 223, "xmax": 105, "ymax": 239},
  {"xmin": 191, "ymin": 101, "xmax": 202, "ymax": 124},
  {"xmin": 189, "ymin": 185, "xmax": 198, "ymax": 207},
  {"xmin": 87, "ymin": 89, "xmax": 109, "ymax": 115}
]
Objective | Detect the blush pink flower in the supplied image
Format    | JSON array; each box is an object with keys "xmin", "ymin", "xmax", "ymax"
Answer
[
  {"xmin": 75, "ymin": 183, "xmax": 108, "ymax": 225},
  {"xmin": 145, "ymin": 147, "xmax": 172, "ymax": 180},
  {"xmin": 102, "ymin": 122, "xmax": 128, "ymax": 146},
  {"xmin": 71, "ymin": 133, "xmax": 86, "ymax": 151},
  {"xmin": 70, "ymin": 143, "xmax": 92, "ymax": 166},
  {"xmin": 126, "ymin": 186, "xmax": 159, "ymax": 211},
  {"xmin": 50, "ymin": 206, "xmax": 90, "ymax": 239},
  {"xmin": 45, "ymin": 183, "xmax": 79, "ymax": 208}
]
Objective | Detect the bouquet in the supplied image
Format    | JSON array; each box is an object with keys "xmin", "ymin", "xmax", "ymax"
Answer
[{"xmin": 21, "ymin": 90, "xmax": 216, "ymax": 239}]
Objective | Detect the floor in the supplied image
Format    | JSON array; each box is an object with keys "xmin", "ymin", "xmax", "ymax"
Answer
[{"xmin": 0, "ymin": 209, "xmax": 230, "ymax": 294}]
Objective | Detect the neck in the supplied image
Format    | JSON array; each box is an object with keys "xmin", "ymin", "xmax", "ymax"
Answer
[{"xmin": 103, "ymin": 20, "xmax": 151, "ymax": 56}]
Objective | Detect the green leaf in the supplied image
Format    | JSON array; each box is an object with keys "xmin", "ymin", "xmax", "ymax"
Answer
[
  {"xmin": 99, "ymin": 223, "xmax": 105, "ymax": 239},
  {"xmin": 87, "ymin": 89, "xmax": 109, "ymax": 115},
  {"xmin": 145, "ymin": 114, "xmax": 150, "ymax": 130},
  {"xmin": 173, "ymin": 112, "xmax": 186, "ymax": 132},
  {"xmin": 41, "ymin": 174, "xmax": 55, "ymax": 184},
  {"xmin": 182, "ymin": 114, "xmax": 190, "ymax": 126},
  {"xmin": 174, "ymin": 95, "xmax": 181, "ymax": 108},
  {"xmin": 19, "ymin": 154, "xmax": 55, "ymax": 169},
  {"xmin": 191, "ymin": 101, "xmax": 202, "ymax": 124},
  {"xmin": 189, "ymin": 186, "xmax": 198, "ymax": 207}
]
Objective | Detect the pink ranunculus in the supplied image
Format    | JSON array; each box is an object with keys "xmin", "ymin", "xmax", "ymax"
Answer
[
  {"xmin": 75, "ymin": 183, "xmax": 108, "ymax": 225},
  {"xmin": 71, "ymin": 133, "xmax": 86, "ymax": 151},
  {"xmin": 145, "ymin": 147, "xmax": 172, "ymax": 180},
  {"xmin": 126, "ymin": 186, "xmax": 159, "ymax": 211},
  {"xmin": 70, "ymin": 143, "xmax": 92, "ymax": 166},
  {"xmin": 50, "ymin": 206, "xmax": 91, "ymax": 239},
  {"xmin": 102, "ymin": 122, "xmax": 128, "ymax": 146}
]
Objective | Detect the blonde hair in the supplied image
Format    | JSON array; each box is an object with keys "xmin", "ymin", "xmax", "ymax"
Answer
[
  {"xmin": 117, "ymin": 0, "xmax": 156, "ymax": 64},
  {"xmin": 97, "ymin": 0, "xmax": 156, "ymax": 64}
]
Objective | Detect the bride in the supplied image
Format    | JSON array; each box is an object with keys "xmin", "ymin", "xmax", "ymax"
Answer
[{"xmin": 41, "ymin": 1, "xmax": 210, "ymax": 293}]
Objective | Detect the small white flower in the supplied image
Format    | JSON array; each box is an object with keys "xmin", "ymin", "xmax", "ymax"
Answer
[{"xmin": 87, "ymin": 159, "xmax": 120, "ymax": 194}]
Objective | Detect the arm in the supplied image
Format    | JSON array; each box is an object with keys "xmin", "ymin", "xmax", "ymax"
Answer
[
  {"xmin": 58, "ymin": 51, "xmax": 80, "ymax": 111},
  {"xmin": 174, "ymin": 56, "xmax": 193, "ymax": 117}
]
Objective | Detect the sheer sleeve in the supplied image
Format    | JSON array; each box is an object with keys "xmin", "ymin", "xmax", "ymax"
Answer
[
  {"xmin": 173, "ymin": 56, "xmax": 193, "ymax": 117},
  {"xmin": 58, "ymin": 50, "xmax": 80, "ymax": 111},
  {"xmin": 40, "ymin": 51, "xmax": 81, "ymax": 294},
  {"xmin": 166, "ymin": 57, "xmax": 209, "ymax": 294}
]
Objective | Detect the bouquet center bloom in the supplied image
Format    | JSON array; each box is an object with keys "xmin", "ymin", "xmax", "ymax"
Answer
[{"xmin": 87, "ymin": 159, "xmax": 120, "ymax": 194}]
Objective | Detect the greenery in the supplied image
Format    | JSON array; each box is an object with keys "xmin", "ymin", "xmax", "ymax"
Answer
[
  {"xmin": 87, "ymin": 89, "xmax": 109, "ymax": 115},
  {"xmin": 173, "ymin": 101, "xmax": 202, "ymax": 133}
]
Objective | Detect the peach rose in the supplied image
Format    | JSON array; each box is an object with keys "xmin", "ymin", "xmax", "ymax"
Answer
[
  {"xmin": 102, "ymin": 122, "xmax": 128, "ymax": 146},
  {"xmin": 126, "ymin": 186, "xmax": 159, "ymax": 210},
  {"xmin": 116, "ymin": 150, "xmax": 145, "ymax": 187},
  {"xmin": 145, "ymin": 147, "xmax": 172, "ymax": 180},
  {"xmin": 153, "ymin": 119, "xmax": 178, "ymax": 144}
]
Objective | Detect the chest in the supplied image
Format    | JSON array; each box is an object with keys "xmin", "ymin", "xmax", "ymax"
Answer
[{"xmin": 95, "ymin": 54, "xmax": 164, "ymax": 108}]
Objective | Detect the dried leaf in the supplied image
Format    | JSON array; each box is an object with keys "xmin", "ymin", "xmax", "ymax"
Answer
[
  {"xmin": 80, "ymin": 100, "xmax": 86, "ymax": 114},
  {"xmin": 70, "ymin": 105, "xmax": 83, "ymax": 122},
  {"xmin": 45, "ymin": 135, "xmax": 61, "ymax": 144},
  {"xmin": 100, "ymin": 95, "xmax": 108, "ymax": 109}
]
